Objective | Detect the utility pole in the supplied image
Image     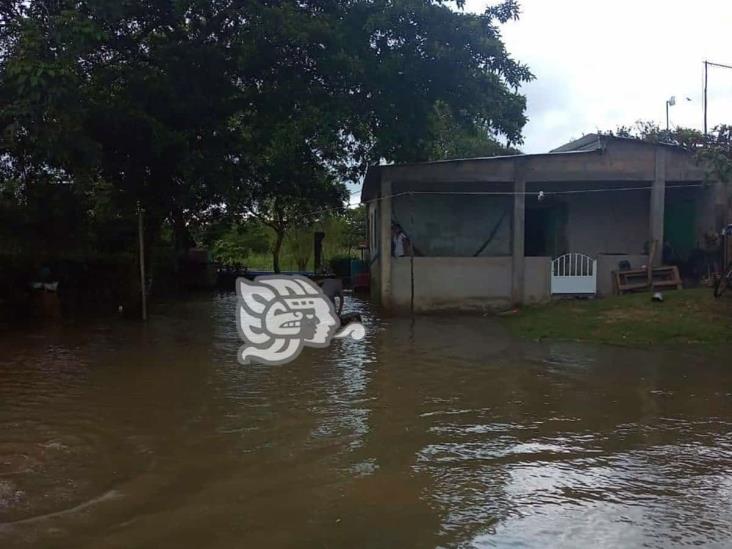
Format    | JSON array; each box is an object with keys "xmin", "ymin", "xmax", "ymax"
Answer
[
  {"xmin": 703, "ymin": 59, "xmax": 732, "ymax": 136},
  {"xmin": 137, "ymin": 201, "xmax": 147, "ymax": 321},
  {"xmin": 703, "ymin": 60, "xmax": 708, "ymax": 136}
]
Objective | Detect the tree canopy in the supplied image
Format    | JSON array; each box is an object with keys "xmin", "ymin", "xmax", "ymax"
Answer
[{"xmin": 0, "ymin": 0, "xmax": 532, "ymax": 270}]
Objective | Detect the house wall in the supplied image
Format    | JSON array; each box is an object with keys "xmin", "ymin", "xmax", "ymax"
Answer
[
  {"xmin": 596, "ymin": 254, "xmax": 649, "ymax": 296},
  {"xmin": 367, "ymin": 140, "xmax": 716, "ymax": 313},
  {"xmin": 380, "ymin": 185, "xmax": 659, "ymax": 309},
  {"xmin": 689, "ymin": 184, "xmax": 725, "ymax": 248},
  {"xmin": 391, "ymin": 190, "xmax": 513, "ymax": 257},
  {"xmin": 523, "ymin": 256, "xmax": 551, "ymax": 303},
  {"xmin": 376, "ymin": 184, "xmax": 710, "ymax": 310},
  {"xmin": 391, "ymin": 257, "xmax": 513, "ymax": 311},
  {"xmin": 389, "ymin": 256, "xmax": 551, "ymax": 311},
  {"xmin": 563, "ymin": 190, "xmax": 650, "ymax": 257}
]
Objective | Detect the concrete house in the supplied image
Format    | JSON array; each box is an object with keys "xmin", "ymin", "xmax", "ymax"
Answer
[{"xmin": 362, "ymin": 134, "xmax": 727, "ymax": 312}]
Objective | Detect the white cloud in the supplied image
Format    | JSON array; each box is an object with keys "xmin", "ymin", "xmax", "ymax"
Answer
[{"xmin": 467, "ymin": 0, "xmax": 732, "ymax": 152}]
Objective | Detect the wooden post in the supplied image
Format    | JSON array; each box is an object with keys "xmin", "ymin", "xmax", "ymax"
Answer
[
  {"xmin": 313, "ymin": 231, "xmax": 325, "ymax": 273},
  {"xmin": 647, "ymin": 239, "xmax": 657, "ymax": 290},
  {"xmin": 511, "ymin": 163, "xmax": 526, "ymax": 305},
  {"xmin": 410, "ymin": 192, "xmax": 415, "ymax": 314},
  {"xmin": 137, "ymin": 202, "xmax": 147, "ymax": 321}
]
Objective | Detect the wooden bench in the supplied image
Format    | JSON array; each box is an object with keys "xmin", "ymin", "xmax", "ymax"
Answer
[{"xmin": 614, "ymin": 266, "xmax": 682, "ymax": 294}]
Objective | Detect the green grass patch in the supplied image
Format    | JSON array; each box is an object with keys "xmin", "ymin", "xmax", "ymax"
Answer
[{"xmin": 502, "ymin": 288, "xmax": 732, "ymax": 348}]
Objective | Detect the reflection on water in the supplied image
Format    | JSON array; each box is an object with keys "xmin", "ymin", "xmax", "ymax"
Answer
[{"xmin": 1, "ymin": 294, "xmax": 731, "ymax": 547}]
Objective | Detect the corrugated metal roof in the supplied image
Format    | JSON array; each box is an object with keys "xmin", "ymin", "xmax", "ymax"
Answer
[{"xmin": 551, "ymin": 133, "xmax": 688, "ymax": 153}]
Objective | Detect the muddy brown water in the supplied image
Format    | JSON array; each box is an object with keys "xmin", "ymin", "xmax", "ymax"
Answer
[{"xmin": 1, "ymin": 294, "xmax": 731, "ymax": 548}]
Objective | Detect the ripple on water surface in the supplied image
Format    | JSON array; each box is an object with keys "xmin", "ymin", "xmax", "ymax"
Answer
[{"xmin": 0, "ymin": 295, "xmax": 731, "ymax": 548}]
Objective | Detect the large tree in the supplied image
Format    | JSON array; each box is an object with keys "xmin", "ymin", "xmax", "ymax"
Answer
[
  {"xmin": 223, "ymin": 0, "xmax": 532, "ymax": 269},
  {"xmin": 1, "ymin": 0, "xmax": 244, "ymax": 251},
  {"xmin": 1, "ymin": 0, "xmax": 532, "ymax": 272},
  {"xmin": 232, "ymin": 0, "xmax": 532, "ymax": 167}
]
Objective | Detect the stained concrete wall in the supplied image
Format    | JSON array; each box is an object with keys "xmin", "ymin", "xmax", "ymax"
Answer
[
  {"xmin": 388, "ymin": 252, "xmax": 646, "ymax": 305},
  {"xmin": 687, "ymin": 185, "xmax": 724, "ymax": 249},
  {"xmin": 523, "ymin": 257, "xmax": 551, "ymax": 303},
  {"xmin": 391, "ymin": 257, "xmax": 513, "ymax": 311},
  {"xmin": 596, "ymin": 254, "xmax": 648, "ymax": 296},
  {"xmin": 564, "ymin": 190, "xmax": 650, "ymax": 257},
  {"xmin": 389, "ymin": 256, "xmax": 551, "ymax": 311},
  {"xmin": 391, "ymin": 190, "xmax": 512, "ymax": 257}
]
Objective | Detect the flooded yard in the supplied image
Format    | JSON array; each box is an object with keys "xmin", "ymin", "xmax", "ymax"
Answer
[{"xmin": 1, "ymin": 294, "xmax": 731, "ymax": 548}]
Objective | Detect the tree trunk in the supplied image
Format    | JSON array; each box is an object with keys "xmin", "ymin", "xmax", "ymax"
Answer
[
  {"xmin": 272, "ymin": 229, "xmax": 285, "ymax": 273},
  {"xmin": 171, "ymin": 208, "xmax": 196, "ymax": 258}
]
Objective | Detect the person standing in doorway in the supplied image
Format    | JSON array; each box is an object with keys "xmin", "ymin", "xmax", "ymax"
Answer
[{"xmin": 391, "ymin": 223, "xmax": 410, "ymax": 257}]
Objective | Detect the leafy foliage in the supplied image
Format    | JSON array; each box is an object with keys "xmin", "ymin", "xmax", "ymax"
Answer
[
  {"xmin": 204, "ymin": 219, "xmax": 270, "ymax": 266},
  {"xmin": 428, "ymin": 101, "xmax": 521, "ymax": 160},
  {"xmin": 284, "ymin": 227, "xmax": 313, "ymax": 272},
  {"xmin": 208, "ymin": 209, "xmax": 365, "ymax": 272},
  {"xmin": 1, "ymin": 0, "xmax": 532, "ymax": 273}
]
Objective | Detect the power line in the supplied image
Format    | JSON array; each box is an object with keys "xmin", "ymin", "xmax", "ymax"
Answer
[
  {"xmin": 706, "ymin": 60, "xmax": 732, "ymax": 70},
  {"xmin": 364, "ymin": 182, "xmax": 706, "ymax": 204},
  {"xmin": 257, "ymin": 182, "xmax": 708, "ymax": 223}
]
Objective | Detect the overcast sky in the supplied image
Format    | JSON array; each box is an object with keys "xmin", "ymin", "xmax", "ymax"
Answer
[{"xmin": 467, "ymin": 0, "xmax": 732, "ymax": 152}]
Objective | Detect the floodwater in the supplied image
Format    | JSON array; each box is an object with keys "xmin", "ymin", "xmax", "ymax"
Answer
[{"xmin": 1, "ymin": 295, "xmax": 731, "ymax": 548}]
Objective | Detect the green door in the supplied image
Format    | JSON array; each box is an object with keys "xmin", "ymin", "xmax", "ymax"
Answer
[{"xmin": 664, "ymin": 198, "xmax": 696, "ymax": 262}]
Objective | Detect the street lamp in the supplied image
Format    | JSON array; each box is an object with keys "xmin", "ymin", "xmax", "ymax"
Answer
[
  {"xmin": 665, "ymin": 96, "xmax": 676, "ymax": 131},
  {"xmin": 665, "ymin": 96, "xmax": 691, "ymax": 132}
]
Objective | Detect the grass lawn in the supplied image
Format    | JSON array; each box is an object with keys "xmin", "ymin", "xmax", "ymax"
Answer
[{"xmin": 502, "ymin": 288, "xmax": 732, "ymax": 348}]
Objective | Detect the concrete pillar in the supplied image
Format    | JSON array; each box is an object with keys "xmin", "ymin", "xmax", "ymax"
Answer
[
  {"xmin": 713, "ymin": 181, "xmax": 728, "ymax": 228},
  {"xmin": 511, "ymin": 167, "xmax": 526, "ymax": 305},
  {"xmin": 649, "ymin": 147, "xmax": 666, "ymax": 266},
  {"xmin": 379, "ymin": 177, "xmax": 392, "ymax": 307},
  {"xmin": 368, "ymin": 202, "xmax": 379, "ymax": 301}
]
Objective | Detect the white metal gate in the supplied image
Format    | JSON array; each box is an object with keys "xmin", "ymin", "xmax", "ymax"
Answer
[{"xmin": 551, "ymin": 253, "xmax": 597, "ymax": 295}]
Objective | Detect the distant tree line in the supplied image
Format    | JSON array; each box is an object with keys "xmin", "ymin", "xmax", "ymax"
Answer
[{"xmin": 199, "ymin": 206, "xmax": 366, "ymax": 273}]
